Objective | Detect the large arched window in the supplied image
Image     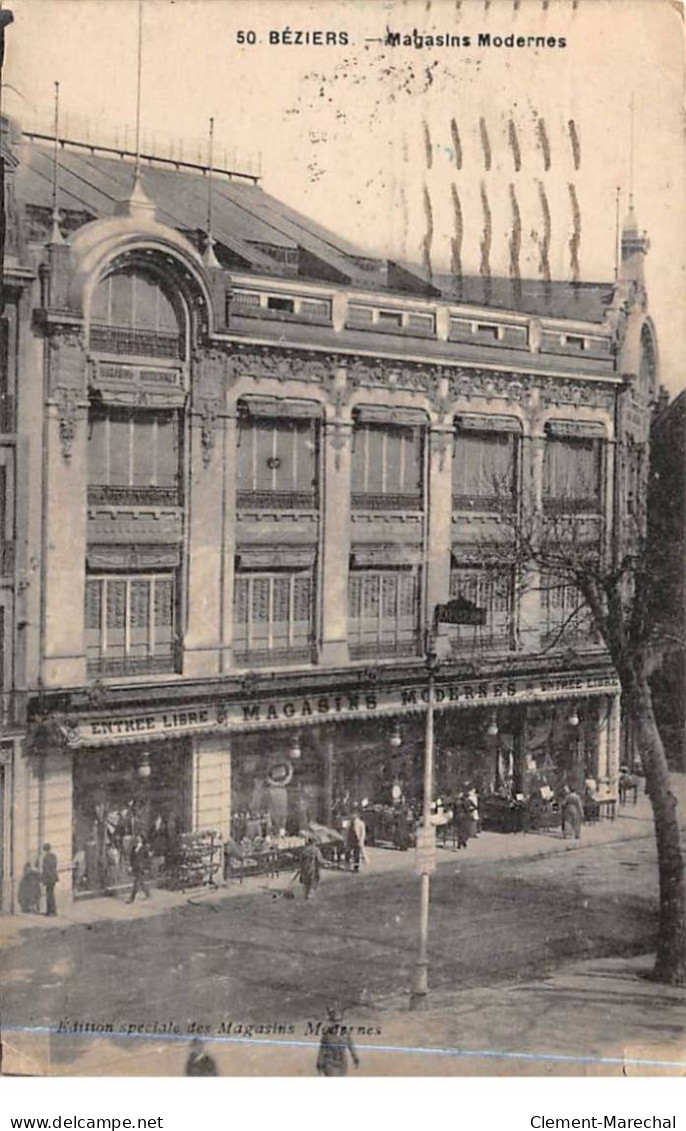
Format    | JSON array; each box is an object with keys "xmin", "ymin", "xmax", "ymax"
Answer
[{"xmin": 89, "ymin": 268, "xmax": 185, "ymax": 359}]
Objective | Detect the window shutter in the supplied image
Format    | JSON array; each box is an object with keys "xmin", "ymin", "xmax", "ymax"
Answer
[
  {"xmin": 85, "ymin": 580, "xmax": 102, "ymax": 630},
  {"xmin": 293, "ymin": 575, "xmax": 311, "ymax": 623},
  {"xmin": 153, "ymin": 578, "xmax": 172, "ymax": 628},
  {"xmin": 107, "ymin": 580, "xmax": 126, "ymax": 629},
  {"xmin": 130, "ymin": 579, "xmax": 150, "ymax": 629}
]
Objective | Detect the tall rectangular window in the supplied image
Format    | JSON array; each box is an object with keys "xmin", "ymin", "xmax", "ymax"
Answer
[
  {"xmin": 236, "ymin": 417, "xmax": 318, "ymax": 508},
  {"xmin": 449, "ymin": 565, "xmax": 514, "ymax": 651},
  {"xmin": 452, "ymin": 430, "xmax": 517, "ymax": 511},
  {"xmin": 87, "ymin": 408, "xmax": 180, "ymax": 504},
  {"xmin": 540, "ymin": 571, "xmax": 595, "ymax": 649},
  {"xmin": 233, "ymin": 571, "xmax": 313, "ymax": 664},
  {"xmin": 543, "ymin": 437, "xmax": 602, "ymax": 513},
  {"xmin": 85, "ymin": 573, "xmax": 176, "ymax": 676},
  {"xmin": 351, "ymin": 423, "xmax": 423, "ymax": 509},
  {"xmin": 348, "ymin": 568, "xmax": 420, "ymax": 657}
]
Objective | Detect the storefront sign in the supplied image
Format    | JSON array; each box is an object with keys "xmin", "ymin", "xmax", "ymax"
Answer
[
  {"xmin": 415, "ymin": 826, "xmax": 437, "ymax": 875},
  {"xmin": 72, "ymin": 671, "xmax": 621, "ymax": 748}
]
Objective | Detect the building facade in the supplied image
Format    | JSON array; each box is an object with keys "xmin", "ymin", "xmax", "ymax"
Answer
[
  {"xmin": 648, "ymin": 389, "xmax": 686, "ymax": 771},
  {"xmin": 0, "ymin": 123, "xmax": 660, "ymax": 905}
]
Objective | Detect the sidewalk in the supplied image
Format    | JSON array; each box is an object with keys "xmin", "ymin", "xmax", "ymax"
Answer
[
  {"xmin": 0, "ymin": 789, "xmax": 662, "ymax": 946},
  {"xmin": 4, "ymin": 952, "xmax": 683, "ymax": 1077}
]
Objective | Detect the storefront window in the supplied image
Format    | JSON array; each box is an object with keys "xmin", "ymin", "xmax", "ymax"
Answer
[
  {"xmin": 88, "ymin": 407, "xmax": 180, "ymax": 505},
  {"xmin": 540, "ymin": 571, "xmax": 596, "ymax": 648},
  {"xmin": 85, "ymin": 573, "xmax": 176, "ymax": 676},
  {"xmin": 233, "ymin": 570, "xmax": 313, "ymax": 664},
  {"xmin": 449, "ymin": 565, "xmax": 514, "ymax": 651},
  {"xmin": 452, "ymin": 430, "xmax": 517, "ymax": 511},
  {"xmin": 348, "ymin": 568, "xmax": 420, "ymax": 658},
  {"xmin": 236, "ymin": 415, "xmax": 318, "ymax": 508},
  {"xmin": 543, "ymin": 436, "xmax": 602, "ymax": 513},
  {"xmin": 72, "ymin": 741, "xmax": 191, "ymax": 895},
  {"xmin": 351, "ymin": 423, "xmax": 423, "ymax": 509},
  {"xmin": 89, "ymin": 269, "xmax": 184, "ymax": 359}
]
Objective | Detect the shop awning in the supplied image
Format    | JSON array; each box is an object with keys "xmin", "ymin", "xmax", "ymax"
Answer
[
  {"xmin": 87, "ymin": 544, "xmax": 181, "ymax": 570},
  {"xmin": 353, "ymin": 405, "xmax": 428, "ymax": 427},
  {"xmin": 351, "ymin": 545, "xmax": 422, "ymax": 567},
  {"xmin": 545, "ymin": 420, "xmax": 607, "ymax": 439},
  {"xmin": 238, "ymin": 396, "xmax": 323, "ymax": 420},
  {"xmin": 455, "ymin": 413, "xmax": 522, "ymax": 433},
  {"xmin": 235, "ymin": 545, "xmax": 317, "ymax": 569}
]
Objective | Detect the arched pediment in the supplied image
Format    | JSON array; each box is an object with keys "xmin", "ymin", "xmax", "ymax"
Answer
[{"xmin": 64, "ymin": 215, "xmax": 214, "ymax": 337}]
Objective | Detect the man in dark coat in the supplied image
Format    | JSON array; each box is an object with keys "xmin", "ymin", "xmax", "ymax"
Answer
[
  {"xmin": 316, "ymin": 1008, "xmax": 360, "ymax": 1076},
  {"xmin": 185, "ymin": 1037, "xmax": 218, "ymax": 1076},
  {"xmin": 41, "ymin": 844, "xmax": 59, "ymax": 916},
  {"xmin": 127, "ymin": 835, "xmax": 151, "ymax": 903},
  {"xmin": 298, "ymin": 836, "xmax": 324, "ymax": 899}
]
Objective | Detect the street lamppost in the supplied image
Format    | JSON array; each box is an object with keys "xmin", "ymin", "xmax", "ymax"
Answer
[
  {"xmin": 409, "ymin": 596, "xmax": 487, "ymax": 1012},
  {"xmin": 409, "ymin": 627, "xmax": 439, "ymax": 1011}
]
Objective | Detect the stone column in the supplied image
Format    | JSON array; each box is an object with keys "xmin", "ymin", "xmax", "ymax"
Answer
[
  {"xmin": 219, "ymin": 416, "xmax": 237, "ymax": 672},
  {"xmin": 319, "ymin": 393, "xmax": 352, "ymax": 666},
  {"xmin": 519, "ymin": 428, "xmax": 545, "ymax": 653},
  {"xmin": 426, "ymin": 425, "xmax": 453, "ymax": 651},
  {"xmin": 183, "ymin": 400, "xmax": 225, "ymax": 678},
  {"xmin": 322, "ymin": 739, "xmax": 335, "ymax": 825},
  {"xmin": 42, "ymin": 398, "xmax": 88, "ymax": 687},
  {"xmin": 191, "ymin": 734, "xmax": 231, "ymax": 839},
  {"xmin": 34, "ymin": 747, "xmax": 73, "ymax": 902},
  {"xmin": 596, "ymin": 693, "xmax": 621, "ymax": 797}
]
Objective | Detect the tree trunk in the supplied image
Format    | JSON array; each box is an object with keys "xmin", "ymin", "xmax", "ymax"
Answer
[{"xmin": 629, "ymin": 675, "xmax": 686, "ymax": 984}]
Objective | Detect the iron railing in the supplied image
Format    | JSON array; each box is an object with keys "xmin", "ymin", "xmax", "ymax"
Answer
[
  {"xmin": 88, "ymin": 485, "xmax": 182, "ymax": 507},
  {"xmin": 232, "ymin": 644, "xmax": 313, "ymax": 667},
  {"xmin": 452, "ymin": 493, "xmax": 515, "ymax": 513},
  {"xmin": 349, "ymin": 639, "xmax": 420, "ymax": 660},
  {"xmin": 351, "ymin": 492, "xmax": 423, "ymax": 512},
  {"xmin": 543, "ymin": 496, "xmax": 602, "ymax": 516},
  {"xmin": 89, "ymin": 326, "xmax": 183, "ymax": 360},
  {"xmin": 236, "ymin": 489, "xmax": 318, "ymax": 511},
  {"xmin": 87, "ymin": 652, "xmax": 176, "ymax": 678}
]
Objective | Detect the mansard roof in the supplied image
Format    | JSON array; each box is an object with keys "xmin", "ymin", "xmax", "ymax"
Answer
[{"xmin": 17, "ymin": 135, "xmax": 613, "ymax": 324}]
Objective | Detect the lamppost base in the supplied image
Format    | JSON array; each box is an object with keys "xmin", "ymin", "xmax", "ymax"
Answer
[{"xmin": 409, "ymin": 991, "xmax": 428, "ymax": 1012}]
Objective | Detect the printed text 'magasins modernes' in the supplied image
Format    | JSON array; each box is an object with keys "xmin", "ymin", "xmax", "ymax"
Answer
[{"xmin": 386, "ymin": 31, "xmax": 567, "ymax": 49}]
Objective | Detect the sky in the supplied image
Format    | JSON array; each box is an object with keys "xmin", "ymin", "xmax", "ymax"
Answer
[{"xmin": 3, "ymin": 0, "xmax": 685, "ymax": 393}]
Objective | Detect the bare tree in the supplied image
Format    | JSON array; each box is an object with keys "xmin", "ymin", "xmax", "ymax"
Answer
[{"xmin": 486, "ymin": 480, "xmax": 685, "ymax": 983}]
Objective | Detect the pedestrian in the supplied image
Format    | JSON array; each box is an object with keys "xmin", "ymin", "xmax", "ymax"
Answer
[
  {"xmin": 393, "ymin": 806, "xmax": 412, "ymax": 851},
  {"xmin": 127, "ymin": 834, "xmax": 151, "ymax": 903},
  {"xmin": 561, "ymin": 788, "xmax": 584, "ymax": 840},
  {"xmin": 41, "ymin": 843, "xmax": 59, "ymax": 916},
  {"xmin": 316, "ymin": 1007, "xmax": 360, "ymax": 1076},
  {"xmin": 468, "ymin": 787, "xmax": 480, "ymax": 837},
  {"xmin": 185, "ymin": 1037, "xmax": 218, "ymax": 1076},
  {"xmin": 298, "ymin": 835, "xmax": 324, "ymax": 900},
  {"xmin": 346, "ymin": 811, "xmax": 367, "ymax": 872},
  {"xmin": 18, "ymin": 861, "xmax": 42, "ymax": 913},
  {"xmin": 453, "ymin": 794, "xmax": 471, "ymax": 850}
]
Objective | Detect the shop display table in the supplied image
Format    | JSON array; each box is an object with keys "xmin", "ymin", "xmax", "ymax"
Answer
[
  {"xmin": 225, "ymin": 833, "xmax": 340, "ymax": 884},
  {"xmin": 596, "ymin": 797, "xmax": 617, "ymax": 821}
]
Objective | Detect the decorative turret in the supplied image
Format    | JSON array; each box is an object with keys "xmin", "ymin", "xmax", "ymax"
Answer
[
  {"xmin": 620, "ymin": 197, "xmax": 650, "ymax": 286},
  {"xmin": 114, "ymin": 167, "xmax": 156, "ymax": 221}
]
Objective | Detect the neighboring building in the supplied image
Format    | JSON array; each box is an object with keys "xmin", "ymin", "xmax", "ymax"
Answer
[
  {"xmin": 648, "ymin": 389, "xmax": 686, "ymax": 771},
  {"xmin": 0, "ymin": 119, "xmax": 660, "ymax": 906}
]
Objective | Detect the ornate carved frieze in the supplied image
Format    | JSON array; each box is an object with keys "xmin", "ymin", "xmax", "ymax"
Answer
[
  {"xmin": 230, "ymin": 346, "xmax": 331, "ymax": 385},
  {"xmin": 539, "ymin": 379, "xmax": 615, "ymax": 412},
  {"xmin": 447, "ymin": 368, "xmax": 533, "ymax": 406},
  {"xmin": 347, "ymin": 358, "xmax": 434, "ymax": 393},
  {"xmin": 46, "ymin": 326, "xmax": 87, "ymax": 397},
  {"xmin": 199, "ymin": 397, "xmax": 220, "ymax": 469},
  {"xmin": 56, "ymin": 388, "xmax": 79, "ymax": 462}
]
